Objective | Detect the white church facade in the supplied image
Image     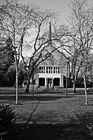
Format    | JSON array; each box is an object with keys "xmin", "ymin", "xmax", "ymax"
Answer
[
  {"xmin": 36, "ymin": 65, "xmax": 64, "ymax": 88},
  {"xmin": 35, "ymin": 44, "xmax": 66, "ymax": 88},
  {"xmin": 34, "ymin": 22, "xmax": 67, "ymax": 88}
]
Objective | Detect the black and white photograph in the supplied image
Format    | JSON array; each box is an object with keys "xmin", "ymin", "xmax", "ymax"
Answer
[{"xmin": 0, "ymin": 0, "xmax": 93, "ymax": 139}]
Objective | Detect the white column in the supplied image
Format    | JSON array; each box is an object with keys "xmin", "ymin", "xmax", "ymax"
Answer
[
  {"xmin": 45, "ymin": 66, "xmax": 46, "ymax": 73},
  {"xmin": 45, "ymin": 78, "xmax": 47, "ymax": 87},
  {"xmin": 60, "ymin": 75, "xmax": 63, "ymax": 87},
  {"xmin": 52, "ymin": 78, "xmax": 54, "ymax": 87}
]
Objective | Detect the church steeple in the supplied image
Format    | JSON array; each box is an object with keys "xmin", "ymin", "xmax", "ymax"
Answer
[{"xmin": 48, "ymin": 21, "xmax": 52, "ymax": 45}]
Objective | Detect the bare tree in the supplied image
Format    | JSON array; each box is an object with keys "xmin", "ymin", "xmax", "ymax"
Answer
[
  {"xmin": 1, "ymin": 0, "xmax": 64, "ymax": 94},
  {"xmin": 53, "ymin": 0, "xmax": 93, "ymax": 100},
  {"xmin": 20, "ymin": 15, "xmax": 56, "ymax": 92},
  {"xmin": 0, "ymin": 0, "xmax": 39, "ymax": 103},
  {"xmin": 67, "ymin": 0, "xmax": 93, "ymax": 104},
  {"xmin": 0, "ymin": 0, "xmax": 54, "ymax": 98}
]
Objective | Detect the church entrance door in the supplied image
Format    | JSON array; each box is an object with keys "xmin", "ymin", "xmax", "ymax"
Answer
[{"xmin": 47, "ymin": 78, "xmax": 52, "ymax": 88}]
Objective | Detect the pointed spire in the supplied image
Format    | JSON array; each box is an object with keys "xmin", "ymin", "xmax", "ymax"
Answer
[{"xmin": 48, "ymin": 21, "xmax": 52, "ymax": 45}]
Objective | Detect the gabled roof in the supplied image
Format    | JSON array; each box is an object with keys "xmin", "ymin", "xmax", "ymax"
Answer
[
  {"xmin": 39, "ymin": 21, "xmax": 66, "ymax": 67},
  {"xmin": 40, "ymin": 43, "xmax": 66, "ymax": 67}
]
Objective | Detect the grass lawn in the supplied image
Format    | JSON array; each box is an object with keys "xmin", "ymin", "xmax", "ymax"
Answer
[
  {"xmin": 1, "ymin": 88, "xmax": 93, "ymax": 139},
  {"xmin": 0, "ymin": 93, "xmax": 93, "ymax": 124}
]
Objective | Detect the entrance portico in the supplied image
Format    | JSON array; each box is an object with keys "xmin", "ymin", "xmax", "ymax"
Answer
[{"xmin": 37, "ymin": 72, "xmax": 63, "ymax": 88}]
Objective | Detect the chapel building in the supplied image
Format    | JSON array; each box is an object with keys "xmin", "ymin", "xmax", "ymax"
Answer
[{"xmin": 35, "ymin": 22, "xmax": 67, "ymax": 88}]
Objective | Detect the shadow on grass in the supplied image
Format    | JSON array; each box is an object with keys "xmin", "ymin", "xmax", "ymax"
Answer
[
  {"xmin": 14, "ymin": 122, "xmax": 91, "ymax": 140},
  {"xmin": 0, "ymin": 94, "xmax": 73, "ymax": 101},
  {"xmin": 1, "ymin": 103, "xmax": 93, "ymax": 140},
  {"xmin": 16, "ymin": 111, "xmax": 93, "ymax": 140},
  {"xmin": 75, "ymin": 112, "xmax": 93, "ymax": 125}
]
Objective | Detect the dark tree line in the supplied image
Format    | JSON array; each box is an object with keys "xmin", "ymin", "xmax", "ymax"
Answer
[
  {"xmin": 0, "ymin": 37, "xmax": 15, "ymax": 86},
  {"xmin": 0, "ymin": 37, "xmax": 25, "ymax": 87}
]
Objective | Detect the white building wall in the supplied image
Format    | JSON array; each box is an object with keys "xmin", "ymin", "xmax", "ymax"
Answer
[
  {"xmin": 38, "ymin": 73, "xmax": 61, "ymax": 79},
  {"xmin": 38, "ymin": 73, "xmax": 64, "ymax": 87}
]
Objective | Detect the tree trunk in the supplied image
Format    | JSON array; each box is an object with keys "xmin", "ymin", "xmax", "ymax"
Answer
[
  {"xmin": 15, "ymin": 61, "xmax": 18, "ymax": 104},
  {"xmin": 25, "ymin": 75, "xmax": 31, "ymax": 93},
  {"xmin": 73, "ymin": 80, "xmax": 77, "ymax": 93},
  {"xmin": 83, "ymin": 73, "xmax": 88, "ymax": 105},
  {"xmin": 73, "ymin": 75, "xmax": 77, "ymax": 93},
  {"xmin": 32, "ymin": 73, "xmax": 34, "ymax": 96}
]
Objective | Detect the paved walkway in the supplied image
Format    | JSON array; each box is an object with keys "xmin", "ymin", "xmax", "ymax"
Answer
[
  {"xmin": 11, "ymin": 96, "xmax": 80, "ymax": 124},
  {"xmin": 31, "ymin": 98, "xmax": 79, "ymax": 124}
]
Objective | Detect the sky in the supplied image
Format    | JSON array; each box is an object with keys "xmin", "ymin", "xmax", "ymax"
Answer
[{"xmin": 20, "ymin": 0, "xmax": 93, "ymax": 24}]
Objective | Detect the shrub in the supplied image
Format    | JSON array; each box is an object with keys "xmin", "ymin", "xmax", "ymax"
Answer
[{"xmin": 0, "ymin": 104, "xmax": 18, "ymax": 140}]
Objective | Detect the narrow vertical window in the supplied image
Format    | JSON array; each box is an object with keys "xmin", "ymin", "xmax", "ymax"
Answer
[
  {"xmin": 43, "ymin": 67, "xmax": 45, "ymax": 73},
  {"xmin": 54, "ymin": 67, "xmax": 55, "ymax": 73},
  {"xmin": 58, "ymin": 67, "xmax": 60, "ymax": 73},
  {"xmin": 46, "ymin": 67, "xmax": 48, "ymax": 73}
]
